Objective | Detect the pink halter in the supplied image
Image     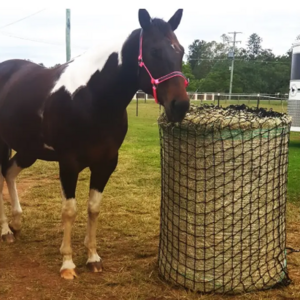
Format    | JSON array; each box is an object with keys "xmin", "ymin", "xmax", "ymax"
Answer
[{"xmin": 137, "ymin": 29, "xmax": 189, "ymax": 104}]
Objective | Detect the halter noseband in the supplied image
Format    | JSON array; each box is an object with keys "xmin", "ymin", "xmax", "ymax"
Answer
[{"xmin": 137, "ymin": 29, "xmax": 189, "ymax": 104}]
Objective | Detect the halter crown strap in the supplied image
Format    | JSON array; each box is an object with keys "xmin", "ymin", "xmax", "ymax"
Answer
[{"xmin": 138, "ymin": 29, "xmax": 189, "ymax": 104}]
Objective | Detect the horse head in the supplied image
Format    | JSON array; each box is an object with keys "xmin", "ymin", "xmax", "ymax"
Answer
[{"xmin": 136, "ymin": 9, "xmax": 190, "ymax": 123}]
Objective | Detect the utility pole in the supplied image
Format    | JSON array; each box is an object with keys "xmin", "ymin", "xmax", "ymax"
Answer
[
  {"xmin": 228, "ymin": 31, "xmax": 242, "ymax": 100},
  {"xmin": 66, "ymin": 9, "xmax": 71, "ymax": 62}
]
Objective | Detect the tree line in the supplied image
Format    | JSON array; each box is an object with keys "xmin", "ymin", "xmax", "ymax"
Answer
[
  {"xmin": 36, "ymin": 32, "xmax": 295, "ymax": 95},
  {"xmin": 183, "ymin": 33, "xmax": 294, "ymax": 94}
]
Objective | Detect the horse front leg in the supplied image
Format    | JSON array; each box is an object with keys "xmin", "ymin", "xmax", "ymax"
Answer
[
  {"xmin": 59, "ymin": 161, "xmax": 79, "ymax": 280},
  {"xmin": 85, "ymin": 154, "xmax": 118, "ymax": 272}
]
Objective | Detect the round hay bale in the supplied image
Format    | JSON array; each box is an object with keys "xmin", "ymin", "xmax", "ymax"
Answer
[{"xmin": 157, "ymin": 104, "xmax": 292, "ymax": 294}]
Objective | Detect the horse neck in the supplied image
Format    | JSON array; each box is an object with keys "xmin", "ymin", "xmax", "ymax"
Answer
[
  {"xmin": 94, "ymin": 29, "xmax": 141, "ymax": 114},
  {"xmin": 114, "ymin": 63, "xmax": 140, "ymax": 108}
]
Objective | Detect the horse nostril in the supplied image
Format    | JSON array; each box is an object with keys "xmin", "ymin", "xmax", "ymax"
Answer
[
  {"xmin": 172, "ymin": 99, "xmax": 190, "ymax": 113},
  {"xmin": 170, "ymin": 99, "xmax": 190, "ymax": 122}
]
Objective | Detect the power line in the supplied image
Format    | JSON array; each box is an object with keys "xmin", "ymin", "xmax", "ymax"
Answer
[
  {"xmin": 189, "ymin": 58, "xmax": 290, "ymax": 64},
  {"xmin": 0, "ymin": 30, "xmax": 87, "ymax": 50},
  {"xmin": 235, "ymin": 59, "xmax": 290, "ymax": 64},
  {"xmin": 0, "ymin": 31, "xmax": 64, "ymax": 46},
  {"xmin": 228, "ymin": 31, "xmax": 242, "ymax": 99},
  {"xmin": 0, "ymin": 8, "xmax": 46, "ymax": 30}
]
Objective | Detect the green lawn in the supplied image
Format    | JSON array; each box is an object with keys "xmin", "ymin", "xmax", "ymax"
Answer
[
  {"xmin": 129, "ymin": 99, "xmax": 300, "ymax": 205},
  {"xmin": 1, "ymin": 99, "xmax": 300, "ymax": 300}
]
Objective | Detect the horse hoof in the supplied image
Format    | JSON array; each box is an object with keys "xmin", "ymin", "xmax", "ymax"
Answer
[
  {"xmin": 9, "ymin": 225, "xmax": 21, "ymax": 238},
  {"xmin": 86, "ymin": 260, "xmax": 103, "ymax": 273},
  {"xmin": 2, "ymin": 233, "xmax": 15, "ymax": 243},
  {"xmin": 60, "ymin": 268, "xmax": 78, "ymax": 280}
]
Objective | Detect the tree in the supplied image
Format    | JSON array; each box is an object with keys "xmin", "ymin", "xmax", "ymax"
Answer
[
  {"xmin": 187, "ymin": 38, "xmax": 231, "ymax": 81},
  {"xmin": 187, "ymin": 39, "xmax": 206, "ymax": 70},
  {"xmin": 220, "ymin": 34, "xmax": 231, "ymax": 44},
  {"xmin": 182, "ymin": 62, "xmax": 199, "ymax": 91},
  {"xmin": 246, "ymin": 33, "xmax": 263, "ymax": 59},
  {"xmin": 184, "ymin": 32, "xmax": 291, "ymax": 94}
]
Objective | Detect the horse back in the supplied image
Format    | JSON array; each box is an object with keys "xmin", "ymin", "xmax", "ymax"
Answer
[
  {"xmin": 0, "ymin": 59, "xmax": 66, "ymax": 153},
  {"xmin": 0, "ymin": 59, "xmax": 65, "ymax": 111}
]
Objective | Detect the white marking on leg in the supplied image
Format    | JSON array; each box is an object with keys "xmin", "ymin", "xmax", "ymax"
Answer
[
  {"xmin": 0, "ymin": 166, "xmax": 13, "ymax": 237},
  {"xmin": 87, "ymin": 253, "xmax": 101, "ymax": 264},
  {"xmin": 50, "ymin": 34, "xmax": 127, "ymax": 96},
  {"xmin": 43, "ymin": 143, "xmax": 55, "ymax": 151},
  {"xmin": 61, "ymin": 259, "xmax": 76, "ymax": 271},
  {"xmin": 5, "ymin": 160, "xmax": 22, "ymax": 231},
  {"xmin": 88, "ymin": 189, "xmax": 103, "ymax": 214},
  {"xmin": 60, "ymin": 197, "xmax": 77, "ymax": 271},
  {"xmin": 84, "ymin": 189, "xmax": 102, "ymax": 264}
]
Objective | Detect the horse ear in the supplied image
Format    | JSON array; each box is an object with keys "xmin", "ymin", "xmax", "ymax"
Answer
[
  {"xmin": 168, "ymin": 9, "xmax": 183, "ymax": 31},
  {"xmin": 138, "ymin": 9, "xmax": 152, "ymax": 30}
]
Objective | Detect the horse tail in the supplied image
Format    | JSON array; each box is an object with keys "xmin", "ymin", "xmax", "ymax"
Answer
[{"xmin": 0, "ymin": 141, "xmax": 12, "ymax": 177}]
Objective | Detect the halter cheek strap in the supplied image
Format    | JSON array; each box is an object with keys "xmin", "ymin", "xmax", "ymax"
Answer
[{"xmin": 137, "ymin": 29, "xmax": 189, "ymax": 104}]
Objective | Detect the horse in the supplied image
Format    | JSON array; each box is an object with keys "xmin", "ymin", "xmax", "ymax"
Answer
[{"xmin": 0, "ymin": 8, "xmax": 189, "ymax": 279}]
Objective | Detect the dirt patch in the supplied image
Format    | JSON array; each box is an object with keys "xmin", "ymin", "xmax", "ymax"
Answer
[
  {"xmin": 1, "ymin": 172, "xmax": 300, "ymax": 300},
  {"xmin": 2, "ymin": 178, "xmax": 34, "ymax": 201}
]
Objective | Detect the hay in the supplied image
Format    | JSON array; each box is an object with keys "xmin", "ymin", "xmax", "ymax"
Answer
[{"xmin": 157, "ymin": 104, "xmax": 292, "ymax": 294}]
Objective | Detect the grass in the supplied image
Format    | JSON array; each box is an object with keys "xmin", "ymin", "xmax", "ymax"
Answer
[{"xmin": 0, "ymin": 99, "xmax": 300, "ymax": 300}]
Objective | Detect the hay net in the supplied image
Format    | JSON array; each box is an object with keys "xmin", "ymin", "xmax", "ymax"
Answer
[{"xmin": 157, "ymin": 104, "xmax": 292, "ymax": 294}]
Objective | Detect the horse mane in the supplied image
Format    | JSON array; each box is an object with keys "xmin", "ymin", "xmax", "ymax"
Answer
[
  {"xmin": 51, "ymin": 16, "xmax": 174, "ymax": 95},
  {"xmin": 50, "ymin": 36, "xmax": 126, "ymax": 95}
]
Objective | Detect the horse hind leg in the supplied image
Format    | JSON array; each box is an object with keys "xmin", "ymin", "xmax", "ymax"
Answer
[
  {"xmin": 0, "ymin": 167, "xmax": 14, "ymax": 242},
  {"xmin": 1, "ymin": 151, "xmax": 36, "ymax": 242},
  {"xmin": 0, "ymin": 142, "xmax": 14, "ymax": 242}
]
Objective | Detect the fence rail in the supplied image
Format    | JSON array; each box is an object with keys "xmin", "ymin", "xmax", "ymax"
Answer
[
  {"xmin": 133, "ymin": 91, "xmax": 289, "ymax": 102},
  {"xmin": 133, "ymin": 91, "xmax": 289, "ymax": 118}
]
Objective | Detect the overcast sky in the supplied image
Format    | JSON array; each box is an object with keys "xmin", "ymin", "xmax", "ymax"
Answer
[{"xmin": 0, "ymin": 1, "xmax": 299, "ymax": 67}]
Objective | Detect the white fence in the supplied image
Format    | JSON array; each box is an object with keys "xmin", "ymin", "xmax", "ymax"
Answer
[{"xmin": 133, "ymin": 91, "xmax": 289, "ymax": 102}]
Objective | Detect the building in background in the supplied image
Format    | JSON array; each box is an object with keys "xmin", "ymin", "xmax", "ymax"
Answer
[{"xmin": 288, "ymin": 36, "xmax": 300, "ymax": 132}]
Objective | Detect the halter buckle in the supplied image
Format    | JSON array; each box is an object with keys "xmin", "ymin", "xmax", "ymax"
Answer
[
  {"xmin": 151, "ymin": 78, "xmax": 159, "ymax": 86},
  {"xmin": 138, "ymin": 55, "xmax": 143, "ymax": 67}
]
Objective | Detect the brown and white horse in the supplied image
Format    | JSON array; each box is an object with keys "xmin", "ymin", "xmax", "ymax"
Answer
[{"xmin": 0, "ymin": 9, "xmax": 189, "ymax": 279}]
